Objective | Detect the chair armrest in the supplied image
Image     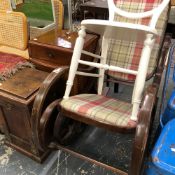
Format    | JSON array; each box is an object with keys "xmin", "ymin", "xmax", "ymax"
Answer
[
  {"xmin": 153, "ymin": 33, "xmax": 172, "ymax": 85},
  {"xmin": 31, "ymin": 66, "xmax": 69, "ymax": 151},
  {"xmin": 129, "ymin": 84, "xmax": 157, "ymax": 175}
]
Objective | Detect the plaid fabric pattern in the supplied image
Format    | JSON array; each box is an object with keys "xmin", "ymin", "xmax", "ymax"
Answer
[
  {"xmin": 61, "ymin": 94, "xmax": 136, "ymax": 128},
  {"xmin": 107, "ymin": 0, "xmax": 168, "ymax": 81}
]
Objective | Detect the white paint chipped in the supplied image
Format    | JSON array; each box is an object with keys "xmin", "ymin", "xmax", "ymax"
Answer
[
  {"xmin": 80, "ymin": 169, "xmax": 88, "ymax": 174},
  {"xmin": 19, "ymin": 165, "xmax": 23, "ymax": 169},
  {"xmin": 0, "ymin": 146, "xmax": 13, "ymax": 166}
]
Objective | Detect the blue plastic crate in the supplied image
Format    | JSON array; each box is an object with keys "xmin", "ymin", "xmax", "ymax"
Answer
[
  {"xmin": 146, "ymin": 119, "xmax": 175, "ymax": 175},
  {"xmin": 162, "ymin": 89, "xmax": 175, "ymax": 125}
]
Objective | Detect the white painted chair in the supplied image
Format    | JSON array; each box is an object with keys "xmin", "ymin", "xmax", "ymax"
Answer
[
  {"xmin": 62, "ymin": 0, "xmax": 170, "ymax": 123},
  {"xmin": 32, "ymin": 0, "xmax": 171, "ymax": 174}
]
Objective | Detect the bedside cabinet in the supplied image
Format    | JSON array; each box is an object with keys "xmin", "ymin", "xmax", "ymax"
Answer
[{"xmin": 29, "ymin": 29, "xmax": 99, "ymax": 72}]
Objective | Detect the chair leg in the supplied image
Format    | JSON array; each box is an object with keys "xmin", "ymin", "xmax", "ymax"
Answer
[
  {"xmin": 64, "ymin": 26, "xmax": 86, "ymax": 99},
  {"xmin": 131, "ymin": 34, "xmax": 155, "ymax": 121},
  {"xmin": 98, "ymin": 38, "xmax": 109, "ymax": 95},
  {"xmin": 53, "ymin": 113, "xmax": 85, "ymax": 145},
  {"xmin": 106, "ymin": 75, "xmax": 110, "ymax": 87},
  {"xmin": 114, "ymin": 83, "xmax": 119, "ymax": 93}
]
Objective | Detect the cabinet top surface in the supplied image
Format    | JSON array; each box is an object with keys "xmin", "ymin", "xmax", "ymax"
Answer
[
  {"xmin": 30, "ymin": 29, "xmax": 98, "ymax": 50},
  {"xmin": 0, "ymin": 68, "xmax": 48, "ymax": 99}
]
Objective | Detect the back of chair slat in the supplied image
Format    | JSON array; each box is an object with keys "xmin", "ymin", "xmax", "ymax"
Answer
[
  {"xmin": 107, "ymin": 0, "xmax": 169, "ymax": 82},
  {"xmin": 0, "ymin": 10, "xmax": 28, "ymax": 50},
  {"xmin": 0, "ymin": 0, "xmax": 12, "ymax": 11}
]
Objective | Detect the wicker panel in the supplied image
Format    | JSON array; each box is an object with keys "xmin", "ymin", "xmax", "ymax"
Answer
[
  {"xmin": 30, "ymin": 24, "xmax": 55, "ymax": 39},
  {"xmin": 52, "ymin": 0, "xmax": 64, "ymax": 30},
  {"xmin": 0, "ymin": 10, "xmax": 28, "ymax": 50},
  {"xmin": 0, "ymin": 0, "xmax": 12, "ymax": 11},
  {"xmin": 29, "ymin": 0, "xmax": 63, "ymax": 39},
  {"xmin": 0, "ymin": 46, "xmax": 29, "ymax": 59}
]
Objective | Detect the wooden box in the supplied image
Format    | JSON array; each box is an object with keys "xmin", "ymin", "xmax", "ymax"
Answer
[{"xmin": 0, "ymin": 68, "xmax": 49, "ymax": 162}]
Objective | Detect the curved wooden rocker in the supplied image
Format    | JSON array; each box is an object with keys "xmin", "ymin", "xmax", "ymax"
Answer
[
  {"xmin": 31, "ymin": 0, "xmax": 171, "ymax": 174},
  {"xmin": 31, "ymin": 66, "xmax": 92, "ymax": 151}
]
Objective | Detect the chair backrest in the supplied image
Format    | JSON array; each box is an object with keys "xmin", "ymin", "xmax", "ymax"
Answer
[
  {"xmin": 0, "ymin": 0, "xmax": 12, "ymax": 11},
  {"xmin": 106, "ymin": 0, "xmax": 169, "ymax": 82},
  {"xmin": 52, "ymin": 0, "xmax": 64, "ymax": 30},
  {"xmin": 63, "ymin": 0, "xmax": 170, "ymax": 121},
  {"xmin": 0, "ymin": 10, "xmax": 28, "ymax": 50}
]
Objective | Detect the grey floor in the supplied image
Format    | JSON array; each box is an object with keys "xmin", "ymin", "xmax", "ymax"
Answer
[{"xmin": 0, "ymin": 62, "xmax": 174, "ymax": 175}]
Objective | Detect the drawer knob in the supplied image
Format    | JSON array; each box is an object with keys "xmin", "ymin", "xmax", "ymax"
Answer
[
  {"xmin": 48, "ymin": 52, "xmax": 54, "ymax": 58},
  {"xmin": 6, "ymin": 103, "xmax": 12, "ymax": 110}
]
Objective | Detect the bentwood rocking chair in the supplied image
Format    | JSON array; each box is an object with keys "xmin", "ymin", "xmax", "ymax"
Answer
[{"xmin": 32, "ymin": 0, "xmax": 171, "ymax": 174}]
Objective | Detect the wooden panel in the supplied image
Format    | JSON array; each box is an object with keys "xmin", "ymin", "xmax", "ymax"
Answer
[
  {"xmin": 29, "ymin": 29, "xmax": 99, "ymax": 71},
  {"xmin": 29, "ymin": 43, "xmax": 72, "ymax": 66},
  {"xmin": 2, "ymin": 106, "xmax": 31, "ymax": 141},
  {"xmin": 0, "ymin": 68, "xmax": 48, "ymax": 99}
]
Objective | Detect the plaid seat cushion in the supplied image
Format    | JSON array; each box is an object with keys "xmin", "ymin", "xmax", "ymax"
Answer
[
  {"xmin": 60, "ymin": 94, "xmax": 136, "ymax": 129},
  {"xmin": 107, "ymin": 0, "xmax": 168, "ymax": 81}
]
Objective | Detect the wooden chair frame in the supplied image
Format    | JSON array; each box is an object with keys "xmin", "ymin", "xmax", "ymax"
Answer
[
  {"xmin": 31, "ymin": 34, "xmax": 171, "ymax": 175},
  {"xmin": 63, "ymin": 0, "xmax": 170, "ymax": 122},
  {"xmin": 31, "ymin": 0, "xmax": 172, "ymax": 174}
]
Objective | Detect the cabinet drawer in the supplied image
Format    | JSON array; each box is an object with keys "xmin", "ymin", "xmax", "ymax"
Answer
[{"xmin": 29, "ymin": 43, "xmax": 72, "ymax": 66}]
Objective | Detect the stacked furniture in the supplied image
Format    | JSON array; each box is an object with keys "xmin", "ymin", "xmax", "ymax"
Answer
[
  {"xmin": 0, "ymin": 10, "xmax": 99, "ymax": 162},
  {"xmin": 32, "ymin": 0, "xmax": 172, "ymax": 174}
]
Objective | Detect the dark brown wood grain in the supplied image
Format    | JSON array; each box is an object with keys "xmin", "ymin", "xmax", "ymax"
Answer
[
  {"xmin": 31, "ymin": 67, "xmax": 68, "ymax": 151},
  {"xmin": 129, "ymin": 85, "xmax": 157, "ymax": 175},
  {"xmin": 29, "ymin": 29, "xmax": 99, "ymax": 72},
  {"xmin": 29, "ymin": 17, "xmax": 171, "ymax": 174},
  {"xmin": 0, "ymin": 68, "xmax": 50, "ymax": 162}
]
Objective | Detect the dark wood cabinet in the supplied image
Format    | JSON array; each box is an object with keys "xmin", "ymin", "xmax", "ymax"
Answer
[
  {"xmin": 29, "ymin": 29, "xmax": 99, "ymax": 72},
  {"xmin": 0, "ymin": 68, "xmax": 49, "ymax": 162}
]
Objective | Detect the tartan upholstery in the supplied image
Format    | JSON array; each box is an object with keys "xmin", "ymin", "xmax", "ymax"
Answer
[
  {"xmin": 107, "ymin": 0, "xmax": 168, "ymax": 81},
  {"xmin": 61, "ymin": 94, "xmax": 136, "ymax": 129}
]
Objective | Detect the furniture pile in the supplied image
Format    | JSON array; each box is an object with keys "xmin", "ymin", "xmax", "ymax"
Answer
[{"xmin": 32, "ymin": 0, "xmax": 172, "ymax": 174}]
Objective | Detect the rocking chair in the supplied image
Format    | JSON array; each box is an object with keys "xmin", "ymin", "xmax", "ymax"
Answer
[{"xmin": 32, "ymin": 0, "xmax": 171, "ymax": 174}]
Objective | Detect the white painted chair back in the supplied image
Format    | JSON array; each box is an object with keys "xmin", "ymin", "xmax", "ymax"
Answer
[
  {"xmin": 108, "ymin": 0, "xmax": 168, "ymax": 28},
  {"xmin": 106, "ymin": 0, "xmax": 169, "ymax": 82},
  {"xmin": 63, "ymin": 0, "xmax": 170, "ymax": 122}
]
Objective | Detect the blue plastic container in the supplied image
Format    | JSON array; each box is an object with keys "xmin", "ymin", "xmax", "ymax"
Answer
[
  {"xmin": 162, "ymin": 89, "xmax": 175, "ymax": 125},
  {"xmin": 145, "ymin": 119, "xmax": 175, "ymax": 175}
]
